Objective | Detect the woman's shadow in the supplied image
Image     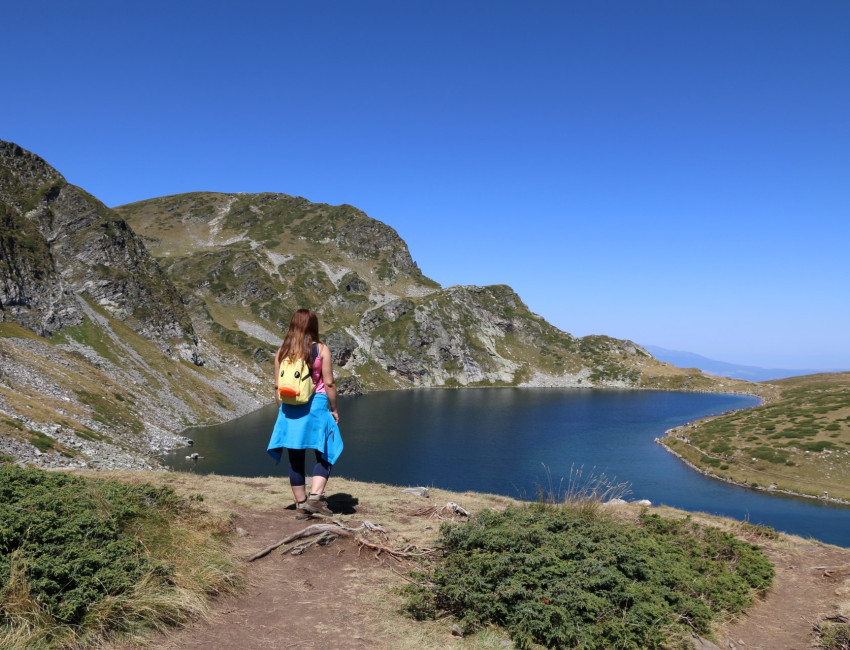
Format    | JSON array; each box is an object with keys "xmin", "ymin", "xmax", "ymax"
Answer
[{"xmin": 326, "ymin": 492, "xmax": 359, "ymax": 515}]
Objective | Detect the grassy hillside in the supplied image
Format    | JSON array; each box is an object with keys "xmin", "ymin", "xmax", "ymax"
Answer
[{"xmin": 662, "ymin": 372, "xmax": 850, "ymax": 501}]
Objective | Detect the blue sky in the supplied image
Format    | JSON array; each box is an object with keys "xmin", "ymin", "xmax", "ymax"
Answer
[{"xmin": 4, "ymin": 1, "xmax": 849, "ymax": 369}]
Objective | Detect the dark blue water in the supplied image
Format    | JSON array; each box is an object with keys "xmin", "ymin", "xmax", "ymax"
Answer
[{"xmin": 161, "ymin": 388, "xmax": 850, "ymax": 546}]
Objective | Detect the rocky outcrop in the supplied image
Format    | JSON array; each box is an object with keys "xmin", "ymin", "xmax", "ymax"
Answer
[
  {"xmin": 357, "ymin": 285, "xmax": 549, "ymax": 386},
  {"xmin": 0, "ymin": 140, "xmax": 199, "ymax": 362},
  {"xmin": 0, "ymin": 202, "xmax": 83, "ymax": 335}
]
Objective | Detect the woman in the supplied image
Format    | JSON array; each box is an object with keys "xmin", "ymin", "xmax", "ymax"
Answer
[{"xmin": 267, "ymin": 309, "xmax": 342, "ymax": 516}]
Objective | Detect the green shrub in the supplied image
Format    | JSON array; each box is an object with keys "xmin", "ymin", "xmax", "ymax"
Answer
[
  {"xmin": 800, "ymin": 441, "xmax": 837, "ymax": 452},
  {"xmin": 405, "ymin": 505, "xmax": 773, "ymax": 649},
  {"xmin": 0, "ymin": 466, "xmax": 240, "ymax": 647},
  {"xmin": 710, "ymin": 442, "xmax": 732, "ymax": 455},
  {"xmin": 816, "ymin": 619, "xmax": 850, "ymax": 650},
  {"xmin": 0, "ymin": 467, "xmax": 176, "ymax": 627}
]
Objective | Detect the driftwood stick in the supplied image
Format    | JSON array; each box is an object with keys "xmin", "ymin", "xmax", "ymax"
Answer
[
  {"xmin": 442, "ymin": 502, "xmax": 469, "ymax": 517},
  {"xmin": 409, "ymin": 502, "xmax": 470, "ymax": 521},
  {"xmin": 823, "ymin": 614, "xmax": 850, "ymax": 623}
]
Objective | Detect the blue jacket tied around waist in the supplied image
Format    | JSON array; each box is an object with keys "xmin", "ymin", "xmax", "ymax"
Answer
[{"xmin": 267, "ymin": 393, "xmax": 343, "ymax": 465}]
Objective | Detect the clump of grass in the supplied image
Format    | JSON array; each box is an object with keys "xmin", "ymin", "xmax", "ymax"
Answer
[
  {"xmin": 536, "ymin": 464, "xmax": 631, "ymax": 518},
  {"xmin": 404, "ymin": 504, "xmax": 774, "ymax": 649},
  {"xmin": 737, "ymin": 521, "xmax": 780, "ymax": 541},
  {"xmin": 815, "ymin": 618, "xmax": 850, "ymax": 650},
  {"xmin": 0, "ymin": 466, "xmax": 242, "ymax": 648}
]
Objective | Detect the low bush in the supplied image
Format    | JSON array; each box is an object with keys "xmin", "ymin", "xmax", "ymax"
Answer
[
  {"xmin": 405, "ymin": 505, "xmax": 774, "ymax": 649},
  {"xmin": 800, "ymin": 441, "xmax": 836, "ymax": 452},
  {"xmin": 0, "ymin": 466, "xmax": 240, "ymax": 648}
]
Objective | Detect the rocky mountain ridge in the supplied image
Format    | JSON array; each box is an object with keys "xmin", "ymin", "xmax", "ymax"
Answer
[
  {"xmin": 0, "ymin": 141, "xmax": 198, "ymax": 361},
  {"xmin": 0, "ymin": 140, "xmax": 754, "ymax": 471}
]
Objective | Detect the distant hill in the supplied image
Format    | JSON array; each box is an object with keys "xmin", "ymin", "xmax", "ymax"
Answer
[{"xmin": 642, "ymin": 345, "xmax": 834, "ymax": 381}]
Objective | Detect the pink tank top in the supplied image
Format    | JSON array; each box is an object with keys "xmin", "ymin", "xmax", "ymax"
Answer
[{"xmin": 311, "ymin": 345, "xmax": 326, "ymax": 394}]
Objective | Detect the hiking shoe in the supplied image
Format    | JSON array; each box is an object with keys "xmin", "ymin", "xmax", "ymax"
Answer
[{"xmin": 301, "ymin": 495, "xmax": 333, "ymax": 516}]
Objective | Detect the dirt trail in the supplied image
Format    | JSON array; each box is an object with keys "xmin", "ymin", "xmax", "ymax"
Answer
[
  {"xmin": 135, "ymin": 487, "xmax": 850, "ymax": 650},
  {"xmin": 146, "ymin": 498, "xmax": 391, "ymax": 650},
  {"xmin": 718, "ymin": 542, "xmax": 850, "ymax": 650}
]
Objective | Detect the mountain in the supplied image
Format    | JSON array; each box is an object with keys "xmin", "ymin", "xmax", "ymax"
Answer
[
  {"xmin": 642, "ymin": 345, "xmax": 831, "ymax": 382},
  {"xmin": 0, "ymin": 139, "xmax": 754, "ymax": 470},
  {"xmin": 0, "ymin": 141, "xmax": 199, "ymax": 360},
  {"xmin": 0, "ymin": 141, "xmax": 265, "ymax": 470},
  {"xmin": 115, "ymin": 190, "xmax": 746, "ymax": 394}
]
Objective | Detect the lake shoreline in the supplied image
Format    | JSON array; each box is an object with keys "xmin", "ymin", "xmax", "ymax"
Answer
[
  {"xmin": 165, "ymin": 387, "xmax": 849, "ymax": 545},
  {"xmin": 656, "ymin": 435, "xmax": 850, "ymax": 508}
]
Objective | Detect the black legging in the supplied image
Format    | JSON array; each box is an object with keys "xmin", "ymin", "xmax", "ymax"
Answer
[{"xmin": 287, "ymin": 448, "xmax": 332, "ymax": 487}]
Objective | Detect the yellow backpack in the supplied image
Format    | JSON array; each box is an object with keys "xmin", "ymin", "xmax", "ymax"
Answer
[{"xmin": 277, "ymin": 344, "xmax": 319, "ymax": 405}]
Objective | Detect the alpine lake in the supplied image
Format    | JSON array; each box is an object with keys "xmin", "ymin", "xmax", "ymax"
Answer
[{"xmin": 161, "ymin": 388, "xmax": 850, "ymax": 547}]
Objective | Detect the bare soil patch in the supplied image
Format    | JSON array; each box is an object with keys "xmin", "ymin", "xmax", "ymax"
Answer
[
  {"xmin": 146, "ymin": 505, "xmax": 384, "ymax": 650},
  {"xmin": 717, "ymin": 541, "xmax": 850, "ymax": 650}
]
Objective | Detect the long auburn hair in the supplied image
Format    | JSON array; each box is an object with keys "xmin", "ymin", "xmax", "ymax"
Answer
[{"xmin": 277, "ymin": 309, "xmax": 320, "ymax": 365}]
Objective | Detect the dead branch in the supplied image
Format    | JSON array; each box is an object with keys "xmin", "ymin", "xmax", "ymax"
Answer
[
  {"xmin": 384, "ymin": 562, "xmax": 437, "ymax": 587},
  {"xmin": 355, "ymin": 537, "xmax": 442, "ymax": 561},
  {"xmin": 248, "ymin": 520, "xmax": 389, "ymax": 561},
  {"xmin": 822, "ymin": 614, "xmax": 850, "ymax": 624},
  {"xmin": 408, "ymin": 501, "xmax": 469, "ymax": 521},
  {"xmin": 282, "ymin": 531, "xmax": 340, "ymax": 555}
]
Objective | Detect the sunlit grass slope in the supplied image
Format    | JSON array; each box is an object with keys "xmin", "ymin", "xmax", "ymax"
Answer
[{"xmin": 663, "ymin": 372, "xmax": 850, "ymax": 501}]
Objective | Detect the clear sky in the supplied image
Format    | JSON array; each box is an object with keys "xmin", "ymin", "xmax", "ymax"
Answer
[{"xmin": 3, "ymin": 1, "xmax": 849, "ymax": 370}]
